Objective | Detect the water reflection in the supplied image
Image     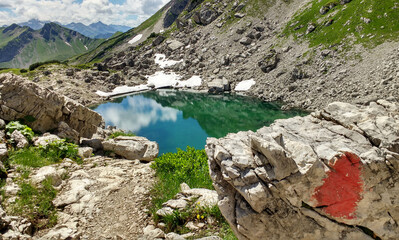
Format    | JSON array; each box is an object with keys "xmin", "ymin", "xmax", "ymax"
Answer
[
  {"xmin": 93, "ymin": 90, "xmax": 306, "ymax": 154},
  {"xmin": 95, "ymin": 95, "xmax": 179, "ymax": 132}
]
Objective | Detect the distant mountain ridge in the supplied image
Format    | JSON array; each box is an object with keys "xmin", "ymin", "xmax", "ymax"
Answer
[
  {"xmin": 18, "ymin": 19, "xmax": 131, "ymax": 39},
  {"xmin": 0, "ymin": 22, "xmax": 103, "ymax": 68}
]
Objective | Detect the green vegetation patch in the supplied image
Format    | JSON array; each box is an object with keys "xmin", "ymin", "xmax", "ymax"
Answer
[
  {"xmin": 9, "ymin": 140, "xmax": 81, "ymax": 168},
  {"xmin": 107, "ymin": 131, "xmax": 136, "ymax": 139},
  {"xmin": 150, "ymin": 147, "xmax": 236, "ymax": 238},
  {"xmin": 6, "ymin": 121, "xmax": 35, "ymax": 141},
  {"xmin": 150, "ymin": 147, "xmax": 213, "ymax": 210},
  {"xmin": 10, "ymin": 179, "xmax": 58, "ymax": 230},
  {"xmin": 283, "ymin": 0, "xmax": 399, "ymax": 48}
]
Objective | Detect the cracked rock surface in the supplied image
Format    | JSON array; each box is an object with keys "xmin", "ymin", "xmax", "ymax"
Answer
[
  {"xmin": 206, "ymin": 100, "xmax": 399, "ymax": 240},
  {"xmin": 0, "ymin": 73, "xmax": 103, "ymax": 138}
]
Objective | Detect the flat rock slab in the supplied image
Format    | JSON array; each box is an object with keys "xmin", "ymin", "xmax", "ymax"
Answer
[
  {"xmin": 206, "ymin": 100, "xmax": 399, "ymax": 240},
  {"xmin": 103, "ymin": 136, "xmax": 159, "ymax": 161}
]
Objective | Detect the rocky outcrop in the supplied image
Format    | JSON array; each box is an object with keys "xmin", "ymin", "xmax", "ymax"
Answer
[
  {"xmin": 102, "ymin": 136, "xmax": 159, "ymax": 161},
  {"xmin": 0, "ymin": 73, "xmax": 103, "ymax": 138},
  {"xmin": 206, "ymin": 100, "xmax": 399, "ymax": 240}
]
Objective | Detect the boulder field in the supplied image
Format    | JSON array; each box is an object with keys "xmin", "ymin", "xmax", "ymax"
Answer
[{"xmin": 206, "ymin": 100, "xmax": 399, "ymax": 240}]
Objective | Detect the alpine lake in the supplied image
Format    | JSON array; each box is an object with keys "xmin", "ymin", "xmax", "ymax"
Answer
[{"xmin": 93, "ymin": 90, "xmax": 306, "ymax": 155}]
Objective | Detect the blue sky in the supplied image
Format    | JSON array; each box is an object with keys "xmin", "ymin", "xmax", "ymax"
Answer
[{"xmin": 0, "ymin": 0, "xmax": 169, "ymax": 27}]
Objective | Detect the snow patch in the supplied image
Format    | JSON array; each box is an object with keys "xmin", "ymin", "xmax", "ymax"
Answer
[
  {"xmin": 235, "ymin": 79, "xmax": 256, "ymax": 91},
  {"xmin": 96, "ymin": 85, "xmax": 149, "ymax": 97},
  {"xmin": 64, "ymin": 41, "xmax": 72, "ymax": 47},
  {"xmin": 147, "ymin": 71, "xmax": 181, "ymax": 88},
  {"xmin": 177, "ymin": 76, "xmax": 202, "ymax": 88},
  {"xmin": 84, "ymin": 45, "xmax": 88, "ymax": 50},
  {"xmin": 160, "ymin": 29, "xmax": 164, "ymax": 33},
  {"xmin": 95, "ymin": 72, "xmax": 202, "ymax": 97},
  {"xmin": 154, "ymin": 54, "xmax": 183, "ymax": 68},
  {"xmin": 128, "ymin": 34, "xmax": 143, "ymax": 44}
]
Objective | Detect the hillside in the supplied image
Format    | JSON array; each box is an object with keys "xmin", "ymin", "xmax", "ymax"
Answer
[
  {"xmin": 0, "ymin": 23, "xmax": 103, "ymax": 68},
  {"xmin": 66, "ymin": 0, "xmax": 398, "ymax": 111}
]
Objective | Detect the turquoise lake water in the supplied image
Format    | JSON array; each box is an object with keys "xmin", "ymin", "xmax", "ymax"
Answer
[{"xmin": 93, "ymin": 90, "xmax": 305, "ymax": 155}]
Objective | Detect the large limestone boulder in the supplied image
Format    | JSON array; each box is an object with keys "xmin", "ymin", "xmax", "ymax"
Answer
[
  {"xmin": 0, "ymin": 73, "xmax": 103, "ymax": 138},
  {"xmin": 102, "ymin": 136, "xmax": 158, "ymax": 161},
  {"xmin": 206, "ymin": 100, "xmax": 399, "ymax": 240}
]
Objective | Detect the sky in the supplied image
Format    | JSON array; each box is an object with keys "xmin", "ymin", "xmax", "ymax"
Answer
[{"xmin": 0, "ymin": 0, "xmax": 170, "ymax": 27}]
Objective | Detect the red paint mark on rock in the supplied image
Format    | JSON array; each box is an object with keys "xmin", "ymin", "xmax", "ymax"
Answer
[{"xmin": 312, "ymin": 152, "xmax": 363, "ymax": 219}]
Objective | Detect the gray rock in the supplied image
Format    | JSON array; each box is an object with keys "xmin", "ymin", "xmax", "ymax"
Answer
[
  {"xmin": 208, "ymin": 78, "xmax": 231, "ymax": 94},
  {"xmin": 165, "ymin": 232, "xmax": 185, "ymax": 240},
  {"xmin": 102, "ymin": 136, "xmax": 159, "ymax": 161},
  {"xmin": 258, "ymin": 50, "xmax": 279, "ymax": 73},
  {"xmin": 65, "ymin": 69, "xmax": 74, "ymax": 77},
  {"xmin": 167, "ymin": 40, "xmax": 185, "ymax": 51},
  {"xmin": 0, "ymin": 119, "xmax": 5, "ymax": 129},
  {"xmin": 78, "ymin": 147, "xmax": 93, "ymax": 158},
  {"xmin": 152, "ymin": 35, "xmax": 166, "ymax": 46},
  {"xmin": 361, "ymin": 17, "xmax": 371, "ymax": 24},
  {"xmin": 31, "ymin": 166, "xmax": 66, "ymax": 187},
  {"xmin": 0, "ymin": 73, "xmax": 103, "ymax": 138},
  {"xmin": 33, "ymin": 133, "xmax": 61, "ymax": 146},
  {"xmin": 81, "ymin": 138, "xmax": 103, "ymax": 151},
  {"xmin": 236, "ymin": 27, "xmax": 245, "ymax": 34},
  {"xmin": 340, "ymin": 0, "xmax": 352, "ymax": 4},
  {"xmin": 0, "ymin": 143, "xmax": 8, "ymax": 162},
  {"xmin": 193, "ymin": 6, "xmax": 219, "ymax": 25},
  {"xmin": 254, "ymin": 25, "xmax": 265, "ymax": 32},
  {"xmin": 239, "ymin": 37, "xmax": 253, "ymax": 45},
  {"xmin": 40, "ymin": 225, "xmax": 81, "ymax": 240},
  {"xmin": 57, "ymin": 121, "xmax": 80, "ymax": 144},
  {"xmin": 143, "ymin": 225, "xmax": 165, "ymax": 238},
  {"xmin": 11, "ymin": 130, "xmax": 29, "ymax": 148},
  {"xmin": 206, "ymin": 100, "xmax": 399, "ymax": 240},
  {"xmin": 306, "ymin": 23, "xmax": 316, "ymax": 34},
  {"xmin": 234, "ymin": 13, "xmax": 245, "ymax": 18}
]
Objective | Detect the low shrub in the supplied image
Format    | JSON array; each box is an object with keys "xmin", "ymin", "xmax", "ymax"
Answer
[
  {"xmin": 5, "ymin": 121, "xmax": 35, "ymax": 141},
  {"xmin": 28, "ymin": 60, "xmax": 61, "ymax": 71}
]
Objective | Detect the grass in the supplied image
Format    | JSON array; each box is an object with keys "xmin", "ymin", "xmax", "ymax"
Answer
[
  {"xmin": 10, "ymin": 179, "xmax": 58, "ymax": 230},
  {"xmin": 150, "ymin": 147, "xmax": 213, "ymax": 212},
  {"xmin": 9, "ymin": 140, "xmax": 81, "ymax": 168},
  {"xmin": 149, "ymin": 147, "xmax": 237, "ymax": 239},
  {"xmin": 283, "ymin": 0, "xmax": 399, "ymax": 48},
  {"xmin": 107, "ymin": 131, "xmax": 136, "ymax": 139}
]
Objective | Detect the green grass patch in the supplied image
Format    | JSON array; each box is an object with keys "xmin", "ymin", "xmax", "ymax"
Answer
[
  {"xmin": 107, "ymin": 131, "xmax": 136, "ymax": 139},
  {"xmin": 283, "ymin": 0, "xmax": 399, "ymax": 48},
  {"xmin": 9, "ymin": 140, "xmax": 81, "ymax": 168},
  {"xmin": 10, "ymin": 179, "xmax": 57, "ymax": 230},
  {"xmin": 149, "ymin": 147, "xmax": 238, "ymax": 238},
  {"xmin": 150, "ymin": 147, "xmax": 213, "ymax": 211}
]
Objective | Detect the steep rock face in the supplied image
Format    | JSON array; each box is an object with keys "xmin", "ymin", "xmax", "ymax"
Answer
[
  {"xmin": 0, "ymin": 73, "xmax": 103, "ymax": 138},
  {"xmin": 206, "ymin": 100, "xmax": 399, "ymax": 240}
]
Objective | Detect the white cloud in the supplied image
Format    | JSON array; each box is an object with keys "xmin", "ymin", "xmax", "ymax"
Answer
[
  {"xmin": 97, "ymin": 95, "xmax": 179, "ymax": 132},
  {"xmin": 0, "ymin": 0, "xmax": 170, "ymax": 27}
]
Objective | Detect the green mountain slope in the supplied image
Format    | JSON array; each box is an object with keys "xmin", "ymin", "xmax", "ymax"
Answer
[
  {"xmin": 283, "ymin": 0, "xmax": 399, "ymax": 48},
  {"xmin": 0, "ymin": 23, "xmax": 103, "ymax": 68},
  {"xmin": 71, "ymin": 3, "xmax": 169, "ymax": 64}
]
